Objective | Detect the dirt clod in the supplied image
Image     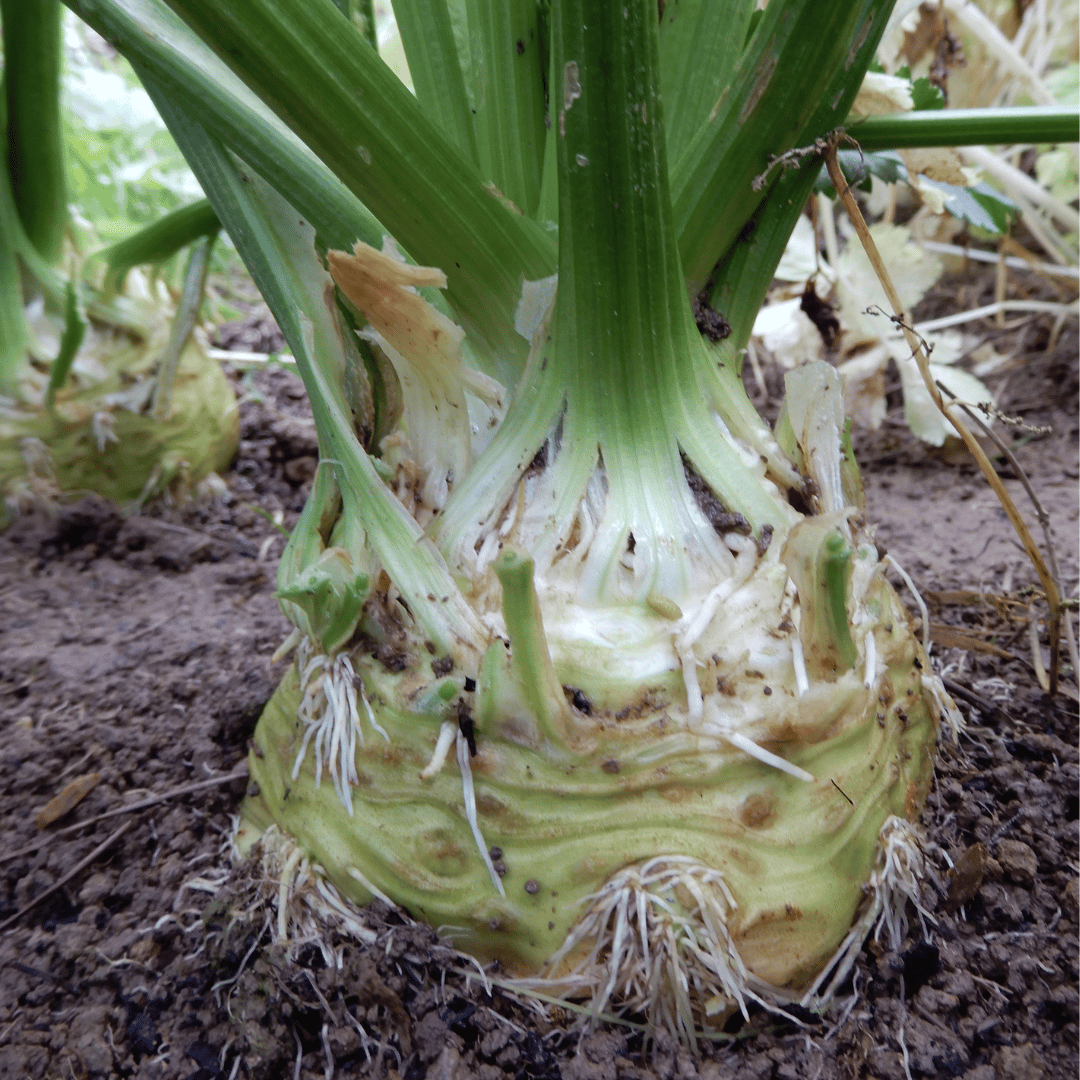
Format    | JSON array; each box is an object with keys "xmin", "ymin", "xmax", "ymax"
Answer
[{"xmin": 995, "ymin": 838, "xmax": 1038, "ymax": 886}]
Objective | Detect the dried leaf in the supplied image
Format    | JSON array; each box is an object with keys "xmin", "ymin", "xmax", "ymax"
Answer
[
  {"xmin": 900, "ymin": 147, "xmax": 968, "ymax": 186},
  {"xmin": 929, "ymin": 623, "xmax": 1012, "ymax": 657},
  {"xmin": 897, "ymin": 356, "xmax": 993, "ymax": 447},
  {"xmin": 838, "ymin": 347, "xmax": 888, "ymax": 430},
  {"xmin": 836, "ymin": 222, "xmax": 943, "ymax": 350},
  {"xmin": 849, "ymin": 71, "xmax": 914, "ymax": 117},
  {"xmin": 751, "ymin": 298, "xmax": 823, "ymax": 369},
  {"xmin": 35, "ymin": 772, "xmax": 101, "ymax": 828},
  {"xmin": 773, "ymin": 214, "xmax": 820, "ymax": 283},
  {"xmin": 945, "ymin": 842, "xmax": 988, "ymax": 914}
]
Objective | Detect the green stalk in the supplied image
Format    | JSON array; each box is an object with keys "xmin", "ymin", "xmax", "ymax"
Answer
[
  {"xmin": 153, "ymin": 0, "xmax": 555, "ymax": 360},
  {"xmin": 671, "ymin": 0, "xmax": 894, "ymax": 288},
  {"xmin": 657, "ymin": 0, "xmax": 752, "ymax": 168},
  {"xmin": 465, "ymin": 0, "xmax": 547, "ymax": 216},
  {"xmin": 146, "ymin": 82, "xmax": 487, "ymax": 663},
  {"xmin": 553, "ymin": 0, "xmax": 689, "ymax": 372},
  {"xmin": 821, "ymin": 532, "xmax": 858, "ymax": 673},
  {"xmin": 65, "ymin": 0, "xmax": 383, "ymax": 256},
  {"xmin": 44, "ymin": 280, "xmax": 87, "ymax": 412},
  {"xmin": 2, "ymin": 0, "xmax": 66, "ymax": 264},
  {"xmin": 0, "ymin": 119, "xmax": 153, "ymax": 348},
  {"xmin": 0, "ymin": 178, "xmax": 29, "ymax": 395},
  {"xmin": 705, "ymin": 0, "xmax": 892, "ymax": 349},
  {"xmin": 100, "ymin": 198, "xmax": 220, "ymax": 290},
  {"xmin": 492, "ymin": 549, "xmax": 576, "ymax": 749},
  {"xmin": 534, "ymin": 33, "xmax": 558, "ymax": 227},
  {"xmin": 708, "ymin": 167, "xmax": 814, "ymax": 353},
  {"xmin": 550, "ymin": 0, "xmax": 789, "ymax": 540},
  {"xmin": 393, "ymin": 0, "xmax": 479, "ymax": 163},
  {"xmin": 151, "ymin": 231, "xmax": 216, "ymax": 418},
  {"xmin": 328, "ymin": 0, "xmax": 376, "ymax": 48},
  {"xmin": 432, "ymin": 0, "xmax": 794, "ymax": 578},
  {"xmin": 848, "ymin": 105, "xmax": 1080, "ymax": 150}
]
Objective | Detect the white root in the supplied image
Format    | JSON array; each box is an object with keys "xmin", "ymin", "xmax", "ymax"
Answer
[
  {"xmin": 420, "ymin": 720, "xmax": 458, "ymax": 780},
  {"xmin": 672, "ymin": 534, "xmax": 761, "ymax": 728},
  {"xmin": 791, "ymin": 632, "xmax": 809, "ymax": 697},
  {"xmin": 505, "ymin": 820, "xmax": 932, "ymax": 1043},
  {"xmin": 272, "ymin": 626, "xmax": 302, "ymax": 663},
  {"xmin": 802, "ymin": 815, "xmax": 931, "ymax": 1009},
  {"xmin": 725, "ymin": 730, "xmax": 815, "ymax": 783},
  {"xmin": 346, "ymin": 865, "xmax": 395, "ymax": 908},
  {"xmin": 291, "ymin": 641, "xmax": 388, "ymax": 814},
  {"xmin": 924, "ymin": 672, "xmax": 965, "ymax": 744},
  {"xmin": 513, "ymin": 856, "xmax": 779, "ymax": 1046},
  {"xmin": 864, "ymin": 631, "xmax": 878, "ymax": 690},
  {"xmin": 884, "ymin": 554, "xmax": 930, "ymax": 653},
  {"xmin": 456, "ymin": 728, "xmax": 506, "ymax": 898},
  {"xmin": 236, "ymin": 825, "xmax": 378, "ymax": 965}
]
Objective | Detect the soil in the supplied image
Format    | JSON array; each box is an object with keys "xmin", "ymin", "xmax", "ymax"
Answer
[{"xmin": 1, "ymin": 297, "xmax": 1077, "ymax": 1080}]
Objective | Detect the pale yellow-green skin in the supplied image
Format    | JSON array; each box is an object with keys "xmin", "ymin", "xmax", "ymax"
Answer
[
  {"xmin": 1, "ymin": 337, "xmax": 238, "ymax": 510},
  {"xmin": 242, "ymin": 574, "xmax": 937, "ymax": 993}
]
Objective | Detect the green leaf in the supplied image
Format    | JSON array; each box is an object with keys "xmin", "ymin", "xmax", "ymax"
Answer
[
  {"xmin": 919, "ymin": 178, "xmax": 1019, "ymax": 233},
  {"xmin": 910, "ymin": 76, "xmax": 945, "ymax": 111},
  {"xmin": 965, "ymin": 182, "xmax": 1020, "ymax": 233},
  {"xmin": 814, "ymin": 149, "xmax": 908, "ymax": 196}
]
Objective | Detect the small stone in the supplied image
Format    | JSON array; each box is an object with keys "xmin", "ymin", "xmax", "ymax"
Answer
[
  {"xmin": 995, "ymin": 839, "xmax": 1037, "ymax": 885},
  {"xmin": 524, "ymin": 879, "xmax": 539, "ymax": 894}
]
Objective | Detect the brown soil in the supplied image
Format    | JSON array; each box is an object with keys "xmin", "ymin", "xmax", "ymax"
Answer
[{"xmin": 1, "ymin": 307, "xmax": 1077, "ymax": 1079}]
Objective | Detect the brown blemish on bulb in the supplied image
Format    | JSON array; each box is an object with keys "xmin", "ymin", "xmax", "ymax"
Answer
[{"xmin": 740, "ymin": 792, "xmax": 776, "ymax": 828}]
